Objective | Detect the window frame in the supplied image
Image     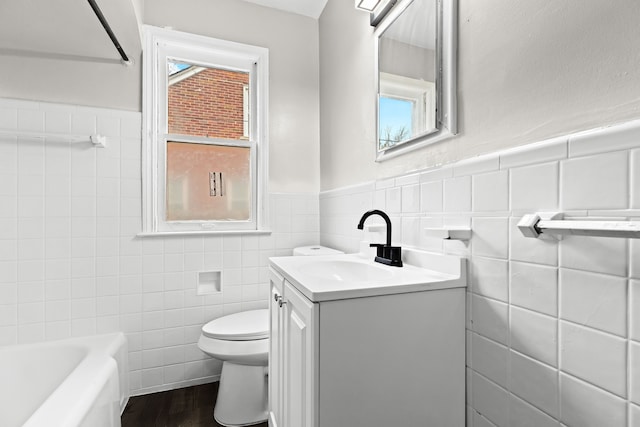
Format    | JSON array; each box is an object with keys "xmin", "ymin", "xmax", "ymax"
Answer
[{"xmin": 142, "ymin": 26, "xmax": 269, "ymax": 235}]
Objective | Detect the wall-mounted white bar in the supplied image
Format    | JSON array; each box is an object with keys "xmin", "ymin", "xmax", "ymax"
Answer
[
  {"xmin": 424, "ymin": 227, "xmax": 472, "ymax": 241},
  {"xmin": 0, "ymin": 129, "xmax": 107, "ymax": 148},
  {"xmin": 518, "ymin": 212, "xmax": 640, "ymax": 239}
]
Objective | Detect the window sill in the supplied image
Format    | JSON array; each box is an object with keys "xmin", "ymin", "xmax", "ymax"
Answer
[{"xmin": 137, "ymin": 229, "xmax": 272, "ymax": 238}]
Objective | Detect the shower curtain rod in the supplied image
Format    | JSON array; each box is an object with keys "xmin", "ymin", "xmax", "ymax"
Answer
[{"xmin": 86, "ymin": 0, "xmax": 131, "ymax": 65}]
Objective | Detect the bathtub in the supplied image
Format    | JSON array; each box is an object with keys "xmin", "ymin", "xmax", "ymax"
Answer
[{"xmin": 0, "ymin": 333, "xmax": 129, "ymax": 427}]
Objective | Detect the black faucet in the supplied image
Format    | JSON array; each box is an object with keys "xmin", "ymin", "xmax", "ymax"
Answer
[{"xmin": 357, "ymin": 209, "xmax": 403, "ymax": 267}]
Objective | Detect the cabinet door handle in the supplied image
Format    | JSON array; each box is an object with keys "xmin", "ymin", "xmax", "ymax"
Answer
[
  {"xmin": 278, "ymin": 298, "xmax": 287, "ymax": 308},
  {"xmin": 274, "ymin": 293, "xmax": 281, "ymax": 302}
]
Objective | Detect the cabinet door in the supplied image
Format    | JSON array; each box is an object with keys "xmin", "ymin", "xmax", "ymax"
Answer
[
  {"xmin": 268, "ymin": 269, "xmax": 285, "ymax": 427},
  {"xmin": 283, "ymin": 280, "xmax": 318, "ymax": 427}
]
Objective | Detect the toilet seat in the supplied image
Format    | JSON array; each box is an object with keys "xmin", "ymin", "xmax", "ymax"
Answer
[{"xmin": 202, "ymin": 309, "xmax": 269, "ymax": 341}]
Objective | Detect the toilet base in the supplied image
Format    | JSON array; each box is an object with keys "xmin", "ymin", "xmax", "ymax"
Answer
[{"xmin": 214, "ymin": 362, "xmax": 268, "ymax": 427}]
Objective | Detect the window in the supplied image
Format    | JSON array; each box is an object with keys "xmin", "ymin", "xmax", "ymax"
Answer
[
  {"xmin": 378, "ymin": 72, "xmax": 435, "ymax": 151},
  {"xmin": 142, "ymin": 26, "xmax": 269, "ymax": 234}
]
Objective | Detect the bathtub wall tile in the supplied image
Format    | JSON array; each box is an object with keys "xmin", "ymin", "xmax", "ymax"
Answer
[
  {"xmin": 0, "ymin": 100, "xmax": 319, "ymax": 395},
  {"xmin": 319, "ymin": 118, "xmax": 640, "ymax": 427}
]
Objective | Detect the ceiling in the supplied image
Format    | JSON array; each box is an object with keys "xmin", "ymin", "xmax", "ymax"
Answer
[
  {"xmin": 0, "ymin": 0, "xmax": 325, "ymax": 66},
  {"xmin": 240, "ymin": 0, "xmax": 329, "ymax": 19},
  {"xmin": 0, "ymin": 0, "xmax": 142, "ymax": 63}
]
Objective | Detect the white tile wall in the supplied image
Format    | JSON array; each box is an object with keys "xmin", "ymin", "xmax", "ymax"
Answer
[
  {"xmin": 0, "ymin": 99, "xmax": 320, "ymax": 395},
  {"xmin": 320, "ymin": 118, "xmax": 640, "ymax": 427}
]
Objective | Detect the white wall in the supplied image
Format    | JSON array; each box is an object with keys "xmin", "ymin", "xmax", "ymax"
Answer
[
  {"xmin": 318, "ymin": 0, "xmax": 640, "ymax": 191},
  {"xmin": 0, "ymin": 0, "xmax": 321, "ymax": 194},
  {"xmin": 320, "ymin": 120, "xmax": 640, "ymax": 427},
  {"xmin": 0, "ymin": 99, "xmax": 320, "ymax": 395},
  {"xmin": 145, "ymin": 0, "xmax": 321, "ymax": 193}
]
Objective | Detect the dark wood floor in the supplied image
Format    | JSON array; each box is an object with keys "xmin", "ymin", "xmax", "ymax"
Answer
[{"xmin": 121, "ymin": 382, "xmax": 269, "ymax": 427}]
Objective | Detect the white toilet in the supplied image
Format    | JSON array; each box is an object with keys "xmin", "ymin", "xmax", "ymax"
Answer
[
  {"xmin": 198, "ymin": 309, "xmax": 269, "ymax": 426},
  {"xmin": 198, "ymin": 245, "xmax": 343, "ymax": 426}
]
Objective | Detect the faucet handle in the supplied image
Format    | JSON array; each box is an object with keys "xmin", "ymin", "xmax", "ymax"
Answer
[{"xmin": 369, "ymin": 243, "xmax": 385, "ymax": 257}]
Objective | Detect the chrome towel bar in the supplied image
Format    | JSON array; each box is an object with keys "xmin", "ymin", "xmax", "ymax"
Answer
[{"xmin": 518, "ymin": 212, "xmax": 640, "ymax": 239}]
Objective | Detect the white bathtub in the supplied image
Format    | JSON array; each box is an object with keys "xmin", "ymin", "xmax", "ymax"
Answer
[{"xmin": 0, "ymin": 333, "xmax": 129, "ymax": 427}]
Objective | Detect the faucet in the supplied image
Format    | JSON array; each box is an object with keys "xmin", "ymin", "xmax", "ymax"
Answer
[{"xmin": 357, "ymin": 209, "xmax": 403, "ymax": 267}]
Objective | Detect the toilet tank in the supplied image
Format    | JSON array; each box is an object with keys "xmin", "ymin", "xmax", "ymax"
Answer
[{"xmin": 293, "ymin": 245, "xmax": 343, "ymax": 256}]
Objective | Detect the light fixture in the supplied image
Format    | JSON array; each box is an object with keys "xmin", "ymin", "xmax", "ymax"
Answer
[{"xmin": 355, "ymin": 0, "xmax": 382, "ymax": 12}]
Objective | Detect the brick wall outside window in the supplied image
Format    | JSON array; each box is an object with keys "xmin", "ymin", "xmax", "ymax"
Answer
[{"xmin": 168, "ymin": 67, "xmax": 249, "ymax": 139}]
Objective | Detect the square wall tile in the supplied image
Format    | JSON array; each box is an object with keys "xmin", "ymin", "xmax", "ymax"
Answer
[
  {"xmin": 471, "ymin": 332, "xmax": 508, "ymax": 388},
  {"xmin": 471, "ymin": 217, "xmax": 509, "ymax": 259},
  {"xmin": 508, "ymin": 394, "xmax": 560, "ymax": 427},
  {"xmin": 632, "ymin": 149, "xmax": 640, "ymax": 209},
  {"xmin": 560, "ymin": 234, "xmax": 627, "ymax": 277},
  {"xmin": 472, "ymin": 372, "xmax": 509, "ymax": 427},
  {"xmin": 471, "ymin": 294, "xmax": 509, "ymax": 345},
  {"xmin": 631, "ymin": 403, "xmax": 640, "ymax": 427},
  {"xmin": 560, "ymin": 151, "xmax": 628, "ymax": 210},
  {"xmin": 509, "ymin": 350, "xmax": 558, "ymax": 418},
  {"xmin": 632, "ymin": 238, "xmax": 640, "ymax": 279},
  {"xmin": 472, "ymin": 412, "xmax": 498, "ymax": 427},
  {"xmin": 509, "ymin": 217, "xmax": 558, "ymax": 266},
  {"xmin": 510, "ymin": 261, "xmax": 557, "ymax": 316},
  {"xmin": 401, "ymin": 184, "xmax": 420, "ymax": 213},
  {"xmin": 510, "ymin": 307, "xmax": 557, "ymax": 367},
  {"xmin": 473, "ymin": 170, "xmax": 508, "ymax": 212},
  {"xmin": 631, "ymin": 341, "xmax": 640, "ymax": 405},
  {"xmin": 385, "ymin": 187, "xmax": 401, "ymax": 214},
  {"xmin": 560, "ymin": 321, "xmax": 627, "ymax": 397},
  {"xmin": 632, "ymin": 280, "xmax": 640, "ymax": 341},
  {"xmin": 420, "ymin": 181, "xmax": 443, "ymax": 212},
  {"xmin": 443, "ymin": 176, "xmax": 471, "ymax": 212},
  {"xmin": 510, "ymin": 162, "xmax": 558, "ymax": 212},
  {"xmin": 559, "ymin": 269, "xmax": 626, "ymax": 336},
  {"xmin": 471, "ymin": 257, "xmax": 508, "ymax": 302},
  {"xmin": 560, "ymin": 373, "xmax": 626, "ymax": 427}
]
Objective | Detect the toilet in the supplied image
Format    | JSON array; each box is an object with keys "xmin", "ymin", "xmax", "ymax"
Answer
[
  {"xmin": 198, "ymin": 245, "xmax": 343, "ymax": 427},
  {"xmin": 198, "ymin": 309, "xmax": 269, "ymax": 426}
]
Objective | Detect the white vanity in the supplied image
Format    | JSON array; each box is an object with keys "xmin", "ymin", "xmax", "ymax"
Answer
[{"xmin": 268, "ymin": 250, "xmax": 467, "ymax": 427}]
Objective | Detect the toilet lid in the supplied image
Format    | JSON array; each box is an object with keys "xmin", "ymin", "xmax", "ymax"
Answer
[{"xmin": 202, "ymin": 309, "xmax": 269, "ymax": 341}]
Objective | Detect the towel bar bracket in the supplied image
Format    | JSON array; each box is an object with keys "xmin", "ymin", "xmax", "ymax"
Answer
[{"xmin": 518, "ymin": 212, "xmax": 640, "ymax": 240}]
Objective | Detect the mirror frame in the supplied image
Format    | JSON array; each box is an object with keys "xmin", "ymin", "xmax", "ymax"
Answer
[{"xmin": 374, "ymin": 0, "xmax": 458, "ymax": 162}]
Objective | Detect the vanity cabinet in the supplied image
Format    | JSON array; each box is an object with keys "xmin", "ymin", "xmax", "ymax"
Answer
[
  {"xmin": 269, "ymin": 268, "xmax": 318, "ymax": 427},
  {"xmin": 268, "ymin": 264, "xmax": 465, "ymax": 427}
]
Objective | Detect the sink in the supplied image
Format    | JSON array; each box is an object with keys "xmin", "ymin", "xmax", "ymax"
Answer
[
  {"xmin": 269, "ymin": 251, "xmax": 467, "ymax": 302},
  {"xmin": 304, "ymin": 259, "xmax": 394, "ymax": 282}
]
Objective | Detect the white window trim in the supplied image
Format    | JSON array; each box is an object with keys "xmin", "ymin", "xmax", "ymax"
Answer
[
  {"xmin": 379, "ymin": 72, "xmax": 436, "ymax": 143},
  {"xmin": 141, "ymin": 26, "xmax": 269, "ymax": 235}
]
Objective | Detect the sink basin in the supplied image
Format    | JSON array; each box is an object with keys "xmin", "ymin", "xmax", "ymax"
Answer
[
  {"xmin": 304, "ymin": 259, "xmax": 395, "ymax": 282},
  {"xmin": 269, "ymin": 251, "xmax": 467, "ymax": 302}
]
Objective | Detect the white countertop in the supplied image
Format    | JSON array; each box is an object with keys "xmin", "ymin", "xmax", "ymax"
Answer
[{"xmin": 269, "ymin": 251, "xmax": 467, "ymax": 302}]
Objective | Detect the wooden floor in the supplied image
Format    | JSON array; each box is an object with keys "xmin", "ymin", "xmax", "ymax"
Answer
[{"xmin": 121, "ymin": 382, "xmax": 269, "ymax": 427}]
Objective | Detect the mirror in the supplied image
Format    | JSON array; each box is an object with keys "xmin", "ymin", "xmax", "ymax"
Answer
[{"xmin": 375, "ymin": 0, "xmax": 457, "ymax": 161}]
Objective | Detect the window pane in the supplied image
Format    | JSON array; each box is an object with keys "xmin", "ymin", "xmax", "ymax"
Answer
[
  {"xmin": 379, "ymin": 96, "xmax": 413, "ymax": 149},
  {"xmin": 166, "ymin": 142, "xmax": 251, "ymax": 221},
  {"xmin": 167, "ymin": 61, "xmax": 250, "ymax": 139}
]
